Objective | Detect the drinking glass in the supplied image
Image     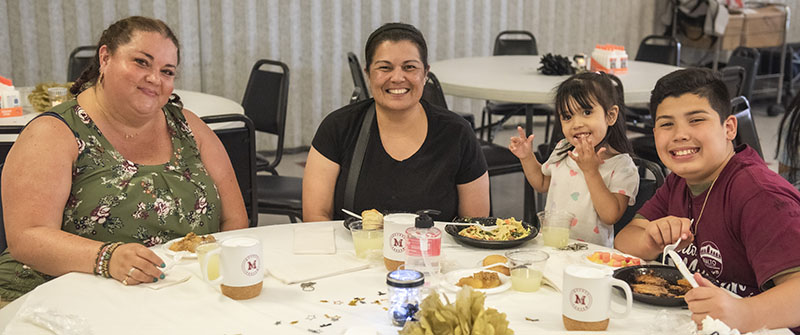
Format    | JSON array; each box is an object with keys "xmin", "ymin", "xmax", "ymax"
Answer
[{"xmin": 505, "ymin": 249, "xmax": 549, "ymax": 292}]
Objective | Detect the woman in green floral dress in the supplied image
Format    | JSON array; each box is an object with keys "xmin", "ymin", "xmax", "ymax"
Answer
[{"xmin": 0, "ymin": 16, "xmax": 248, "ymax": 303}]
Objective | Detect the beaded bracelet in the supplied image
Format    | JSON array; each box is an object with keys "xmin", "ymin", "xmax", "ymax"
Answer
[
  {"xmin": 93, "ymin": 242, "xmax": 112, "ymax": 276},
  {"xmin": 101, "ymin": 242, "xmax": 122, "ymax": 278}
]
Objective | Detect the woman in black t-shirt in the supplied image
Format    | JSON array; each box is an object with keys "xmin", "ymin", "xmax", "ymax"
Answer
[{"xmin": 302, "ymin": 23, "xmax": 489, "ymax": 221}]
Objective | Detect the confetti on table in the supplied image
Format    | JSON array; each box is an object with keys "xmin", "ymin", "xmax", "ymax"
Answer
[
  {"xmin": 307, "ymin": 329, "xmax": 321, "ymax": 334},
  {"xmin": 371, "ymin": 300, "xmax": 381, "ymax": 305},
  {"xmin": 324, "ymin": 314, "xmax": 341, "ymax": 322},
  {"xmin": 377, "ymin": 291, "xmax": 387, "ymax": 296},
  {"xmin": 348, "ymin": 297, "xmax": 365, "ymax": 306},
  {"xmin": 333, "ymin": 300, "xmax": 343, "ymax": 305},
  {"xmin": 275, "ymin": 321, "xmax": 282, "ymax": 325},
  {"xmin": 320, "ymin": 323, "xmax": 332, "ymax": 328},
  {"xmin": 525, "ymin": 317, "xmax": 540, "ymax": 322},
  {"xmin": 291, "ymin": 321, "xmax": 299, "ymax": 325},
  {"xmin": 382, "ymin": 307, "xmax": 388, "ymax": 311},
  {"xmin": 320, "ymin": 300, "xmax": 328, "ymax": 303},
  {"xmin": 306, "ymin": 315, "xmax": 316, "ymax": 321}
]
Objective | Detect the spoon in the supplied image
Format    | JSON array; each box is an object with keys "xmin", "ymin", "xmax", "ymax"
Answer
[{"xmin": 341, "ymin": 209, "xmax": 362, "ymax": 220}]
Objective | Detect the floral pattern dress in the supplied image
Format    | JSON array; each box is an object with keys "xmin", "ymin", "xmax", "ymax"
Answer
[{"xmin": 0, "ymin": 99, "xmax": 221, "ymax": 301}]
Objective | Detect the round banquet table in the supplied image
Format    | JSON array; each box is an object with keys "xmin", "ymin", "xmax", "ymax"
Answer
[
  {"xmin": 429, "ymin": 55, "xmax": 682, "ymax": 105},
  {"xmin": 0, "ymin": 89, "xmax": 242, "ymax": 128},
  {"xmin": 0, "ymin": 221, "xmax": 789, "ymax": 334}
]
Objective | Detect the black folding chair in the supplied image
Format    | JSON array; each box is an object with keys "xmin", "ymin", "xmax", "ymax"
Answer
[
  {"xmin": 347, "ymin": 52, "xmax": 369, "ymax": 103},
  {"xmin": 67, "ymin": 45, "xmax": 96, "ymax": 82},
  {"xmin": 201, "ymin": 114, "xmax": 259, "ymax": 227},
  {"xmin": 721, "ymin": 65, "xmax": 746, "ymax": 98},
  {"xmin": 615, "ymin": 157, "xmax": 666, "ymax": 236},
  {"xmin": 727, "ymin": 47, "xmax": 760, "ymax": 101},
  {"xmin": 240, "ymin": 59, "xmax": 302, "ymax": 222},
  {"xmin": 731, "ymin": 96, "xmax": 763, "ymax": 158},
  {"xmin": 479, "ymin": 30, "xmax": 552, "ymax": 143}
]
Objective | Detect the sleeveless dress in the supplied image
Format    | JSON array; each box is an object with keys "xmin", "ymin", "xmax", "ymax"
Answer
[{"xmin": 0, "ymin": 99, "xmax": 221, "ymax": 301}]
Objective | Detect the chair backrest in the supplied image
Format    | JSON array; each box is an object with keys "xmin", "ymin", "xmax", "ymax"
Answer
[
  {"xmin": 731, "ymin": 96, "xmax": 763, "ymax": 159},
  {"xmin": 615, "ymin": 157, "xmax": 666, "ymax": 236},
  {"xmin": 67, "ymin": 45, "xmax": 96, "ymax": 82},
  {"xmin": 422, "ymin": 71, "xmax": 448, "ymax": 110},
  {"xmin": 347, "ymin": 52, "xmax": 370, "ymax": 102},
  {"xmin": 635, "ymin": 35, "xmax": 681, "ymax": 66},
  {"xmin": 493, "ymin": 30, "xmax": 538, "ymax": 56},
  {"xmin": 720, "ymin": 65, "xmax": 746, "ymax": 98},
  {"xmin": 727, "ymin": 47, "xmax": 760, "ymax": 100},
  {"xmin": 241, "ymin": 59, "xmax": 289, "ymax": 171},
  {"xmin": 0, "ymin": 126, "xmax": 22, "ymax": 166},
  {"xmin": 0, "ymin": 163, "xmax": 6, "ymax": 252},
  {"xmin": 201, "ymin": 114, "xmax": 259, "ymax": 228}
]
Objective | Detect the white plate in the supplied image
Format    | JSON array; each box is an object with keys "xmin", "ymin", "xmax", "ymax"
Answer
[
  {"xmin": 582, "ymin": 250, "xmax": 642, "ymax": 269},
  {"xmin": 440, "ymin": 268, "xmax": 511, "ymax": 295},
  {"xmin": 162, "ymin": 237, "xmax": 198, "ymax": 259}
]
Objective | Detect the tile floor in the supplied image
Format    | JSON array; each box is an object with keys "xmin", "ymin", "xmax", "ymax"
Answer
[{"xmin": 258, "ymin": 99, "xmax": 786, "ymax": 225}]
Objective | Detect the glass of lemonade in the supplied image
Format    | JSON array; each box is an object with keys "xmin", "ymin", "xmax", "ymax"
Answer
[
  {"xmin": 538, "ymin": 210, "xmax": 575, "ymax": 248},
  {"xmin": 196, "ymin": 241, "xmax": 220, "ymax": 281},
  {"xmin": 349, "ymin": 221, "xmax": 383, "ymax": 260},
  {"xmin": 506, "ymin": 250, "xmax": 549, "ymax": 292}
]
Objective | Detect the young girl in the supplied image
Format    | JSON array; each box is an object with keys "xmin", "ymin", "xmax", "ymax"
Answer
[{"xmin": 509, "ymin": 72, "xmax": 639, "ymax": 247}]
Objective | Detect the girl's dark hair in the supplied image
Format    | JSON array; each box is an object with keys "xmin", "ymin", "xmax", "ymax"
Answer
[
  {"xmin": 364, "ymin": 22, "xmax": 428, "ymax": 71},
  {"xmin": 777, "ymin": 93, "xmax": 800, "ymax": 183},
  {"xmin": 70, "ymin": 16, "xmax": 181, "ymax": 95},
  {"xmin": 552, "ymin": 71, "xmax": 634, "ymax": 159}
]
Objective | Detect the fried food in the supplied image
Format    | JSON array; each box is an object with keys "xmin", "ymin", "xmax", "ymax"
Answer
[
  {"xmin": 456, "ymin": 271, "xmax": 501, "ymax": 289},
  {"xmin": 482, "ymin": 255, "xmax": 510, "ymax": 276},
  {"xmin": 631, "ymin": 270, "xmax": 692, "ymax": 298},
  {"xmin": 168, "ymin": 232, "xmax": 215, "ymax": 253},
  {"xmin": 362, "ymin": 209, "xmax": 384, "ymax": 230}
]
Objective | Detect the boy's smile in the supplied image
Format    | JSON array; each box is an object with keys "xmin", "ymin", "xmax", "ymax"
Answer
[{"xmin": 653, "ymin": 93, "xmax": 737, "ymax": 185}]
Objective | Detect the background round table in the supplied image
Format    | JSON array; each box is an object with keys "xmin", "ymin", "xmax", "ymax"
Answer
[{"xmin": 429, "ymin": 55, "xmax": 682, "ymax": 105}]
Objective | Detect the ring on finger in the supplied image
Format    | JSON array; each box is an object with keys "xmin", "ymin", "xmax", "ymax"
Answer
[
  {"xmin": 122, "ymin": 276, "xmax": 130, "ymax": 286},
  {"xmin": 127, "ymin": 267, "xmax": 136, "ymax": 276}
]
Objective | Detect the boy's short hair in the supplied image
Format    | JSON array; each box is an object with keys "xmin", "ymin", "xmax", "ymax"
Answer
[{"xmin": 649, "ymin": 68, "xmax": 731, "ymax": 122}]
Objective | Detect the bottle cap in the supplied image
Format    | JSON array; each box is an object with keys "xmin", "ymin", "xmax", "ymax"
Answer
[
  {"xmin": 386, "ymin": 269, "xmax": 424, "ymax": 288},
  {"xmin": 414, "ymin": 209, "xmax": 440, "ymax": 229}
]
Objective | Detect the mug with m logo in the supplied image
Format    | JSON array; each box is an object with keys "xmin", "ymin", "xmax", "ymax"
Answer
[
  {"xmin": 562, "ymin": 265, "xmax": 632, "ymax": 331},
  {"xmin": 201, "ymin": 236, "xmax": 264, "ymax": 300}
]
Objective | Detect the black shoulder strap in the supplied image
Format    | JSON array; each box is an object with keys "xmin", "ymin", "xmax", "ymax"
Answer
[
  {"xmin": 343, "ymin": 103, "xmax": 375, "ymax": 211},
  {"xmin": 27, "ymin": 111, "xmax": 70, "ymax": 130}
]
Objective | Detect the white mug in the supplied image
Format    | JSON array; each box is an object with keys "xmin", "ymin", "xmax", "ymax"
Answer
[
  {"xmin": 562, "ymin": 265, "xmax": 632, "ymax": 331},
  {"xmin": 201, "ymin": 236, "xmax": 264, "ymax": 300},
  {"xmin": 383, "ymin": 213, "xmax": 417, "ymax": 271}
]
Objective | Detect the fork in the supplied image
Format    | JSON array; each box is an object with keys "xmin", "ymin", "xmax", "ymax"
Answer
[
  {"xmin": 661, "ymin": 218, "xmax": 693, "ymax": 264},
  {"xmin": 464, "ymin": 223, "xmax": 500, "ymax": 232}
]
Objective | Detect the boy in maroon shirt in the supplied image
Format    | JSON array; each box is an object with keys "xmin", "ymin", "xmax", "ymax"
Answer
[{"xmin": 615, "ymin": 68, "xmax": 800, "ymax": 333}]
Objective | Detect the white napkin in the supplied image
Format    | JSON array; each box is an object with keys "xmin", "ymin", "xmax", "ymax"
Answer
[
  {"xmin": 142, "ymin": 269, "xmax": 191, "ymax": 290},
  {"xmin": 267, "ymin": 253, "xmax": 369, "ymax": 284},
  {"xmin": 293, "ymin": 224, "xmax": 336, "ymax": 254}
]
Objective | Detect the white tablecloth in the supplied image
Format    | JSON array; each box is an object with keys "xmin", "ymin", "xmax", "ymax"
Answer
[{"xmin": 0, "ymin": 222, "xmax": 789, "ymax": 335}]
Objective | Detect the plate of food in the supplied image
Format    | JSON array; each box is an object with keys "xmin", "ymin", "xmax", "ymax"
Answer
[
  {"xmin": 162, "ymin": 232, "xmax": 217, "ymax": 259},
  {"xmin": 583, "ymin": 251, "xmax": 642, "ymax": 268},
  {"xmin": 440, "ymin": 268, "xmax": 511, "ymax": 295},
  {"xmin": 613, "ymin": 265, "xmax": 692, "ymax": 307},
  {"xmin": 445, "ymin": 217, "xmax": 539, "ymax": 249}
]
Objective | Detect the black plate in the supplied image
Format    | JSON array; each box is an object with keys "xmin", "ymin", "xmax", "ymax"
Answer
[
  {"xmin": 444, "ymin": 217, "xmax": 540, "ymax": 249},
  {"xmin": 613, "ymin": 265, "xmax": 688, "ymax": 307}
]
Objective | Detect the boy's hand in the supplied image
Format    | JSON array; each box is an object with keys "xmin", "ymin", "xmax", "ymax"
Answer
[
  {"xmin": 508, "ymin": 126, "xmax": 535, "ymax": 160},
  {"xmin": 646, "ymin": 216, "xmax": 693, "ymax": 249},
  {"xmin": 686, "ymin": 273, "xmax": 751, "ymax": 331},
  {"xmin": 568, "ymin": 136, "xmax": 605, "ymax": 173}
]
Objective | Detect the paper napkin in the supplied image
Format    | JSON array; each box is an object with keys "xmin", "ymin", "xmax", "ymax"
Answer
[
  {"xmin": 267, "ymin": 253, "xmax": 369, "ymax": 284},
  {"xmin": 143, "ymin": 268, "xmax": 191, "ymax": 290},
  {"xmin": 293, "ymin": 224, "xmax": 336, "ymax": 254}
]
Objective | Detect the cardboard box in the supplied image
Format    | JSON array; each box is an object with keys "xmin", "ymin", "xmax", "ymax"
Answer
[
  {"xmin": 741, "ymin": 5, "xmax": 786, "ymax": 48},
  {"xmin": 679, "ymin": 12, "xmax": 743, "ymax": 51}
]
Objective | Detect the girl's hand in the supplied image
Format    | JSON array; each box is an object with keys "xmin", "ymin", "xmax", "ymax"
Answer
[
  {"xmin": 568, "ymin": 136, "xmax": 606, "ymax": 173},
  {"xmin": 110, "ymin": 243, "xmax": 165, "ymax": 285},
  {"xmin": 508, "ymin": 126, "xmax": 535, "ymax": 160}
]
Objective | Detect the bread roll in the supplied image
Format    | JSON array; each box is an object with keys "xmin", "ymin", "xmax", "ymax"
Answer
[
  {"xmin": 482, "ymin": 254, "xmax": 510, "ymax": 276},
  {"xmin": 362, "ymin": 209, "xmax": 384, "ymax": 230}
]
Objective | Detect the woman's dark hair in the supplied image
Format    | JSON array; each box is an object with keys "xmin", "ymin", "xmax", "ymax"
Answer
[
  {"xmin": 552, "ymin": 71, "xmax": 634, "ymax": 159},
  {"xmin": 364, "ymin": 22, "xmax": 428, "ymax": 71},
  {"xmin": 649, "ymin": 68, "xmax": 731, "ymax": 122},
  {"xmin": 70, "ymin": 16, "xmax": 181, "ymax": 95},
  {"xmin": 776, "ymin": 93, "xmax": 800, "ymax": 183}
]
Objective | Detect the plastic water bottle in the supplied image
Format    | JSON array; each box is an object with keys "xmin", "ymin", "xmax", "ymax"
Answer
[{"xmin": 404, "ymin": 210, "xmax": 441, "ymax": 285}]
